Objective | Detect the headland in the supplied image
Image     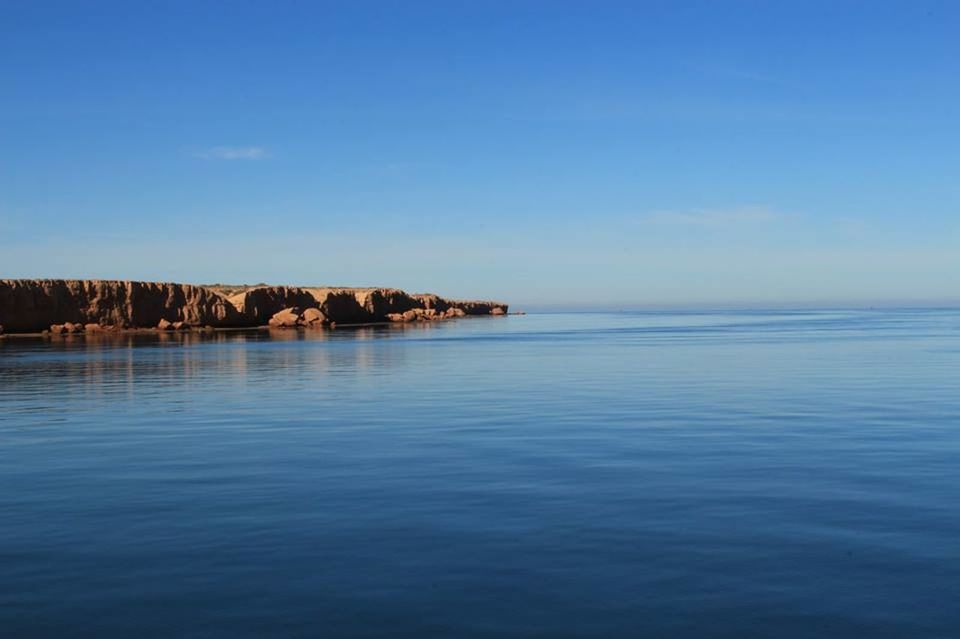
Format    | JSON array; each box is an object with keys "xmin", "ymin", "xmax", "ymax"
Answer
[{"xmin": 0, "ymin": 280, "xmax": 508, "ymax": 336}]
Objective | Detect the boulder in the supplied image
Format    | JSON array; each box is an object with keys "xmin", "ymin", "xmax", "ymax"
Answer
[
  {"xmin": 50, "ymin": 324, "xmax": 67, "ymax": 334},
  {"xmin": 491, "ymin": 307, "xmax": 506, "ymax": 316},
  {"xmin": 386, "ymin": 313, "xmax": 406, "ymax": 322},
  {"xmin": 268, "ymin": 307, "xmax": 301, "ymax": 328},
  {"xmin": 84, "ymin": 323, "xmax": 102, "ymax": 332},
  {"xmin": 402, "ymin": 310, "xmax": 419, "ymax": 322},
  {"xmin": 172, "ymin": 321, "xmax": 186, "ymax": 331},
  {"xmin": 157, "ymin": 319, "xmax": 174, "ymax": 331},
  {"xmin": 63, "ymin": 322, "xmax": 83, "ymax": 333},
  {"xmin": 300, "ymin": 307, "xmax": 326, "ymax": 326}
]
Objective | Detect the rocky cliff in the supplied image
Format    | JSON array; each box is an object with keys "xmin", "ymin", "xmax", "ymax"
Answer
[
  {"xmin": 0, "ymin": 280, "xmax": 241, "ymax": 333},
  {"xmin": 0, "ymin": 280, "xmax": 508, "ymax": 334}
]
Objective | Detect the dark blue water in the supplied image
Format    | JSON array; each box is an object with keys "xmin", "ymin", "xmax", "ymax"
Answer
[{"xmin": 2, "ymin": 310, "xmax": 960, "ymax": 638}]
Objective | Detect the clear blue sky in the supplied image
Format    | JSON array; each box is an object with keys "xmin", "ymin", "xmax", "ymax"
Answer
[{"xmin": 2, "ymin": 1, "xmax": 958, "ymax": 307}]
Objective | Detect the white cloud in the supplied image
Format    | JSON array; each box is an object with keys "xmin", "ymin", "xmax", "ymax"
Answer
[
  {"xmin": 195, "ymin": 146, "xmax": 269, "ymax": 160},
  {"xmin": 640, "ymin": 206, "xmax": 789, "ymax": 227}
]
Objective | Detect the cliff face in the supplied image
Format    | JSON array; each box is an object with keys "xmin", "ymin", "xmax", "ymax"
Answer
[
  {"xmin": 0, "ymin": 280, "xmax": 508, "ymax": 334},
  {"xmin": 227, "ymin": 286, "xmax": 319, "ymax": 324},
  {"xmin": 0, "ymin": 280, "xmax": 242, "ymax": 333},
  {"xmin": 307, "ymin": 288, "xmax": 421, "ymax": 324}
]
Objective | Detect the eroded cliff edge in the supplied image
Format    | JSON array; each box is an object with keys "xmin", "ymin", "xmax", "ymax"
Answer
[{"xmin": 0, "ymin": 280, "xmax": 508, "ymax": 334}]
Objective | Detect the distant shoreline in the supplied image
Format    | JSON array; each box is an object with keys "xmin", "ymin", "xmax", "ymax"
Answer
[{"xmin": 0, "ymin": 279, "xmax": 508, "ymax": 336}]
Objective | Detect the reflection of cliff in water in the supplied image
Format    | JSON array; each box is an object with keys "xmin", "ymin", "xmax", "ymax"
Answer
[{"xmin": 0, "ymin": 328, "xmax": 433, "ymax": 415}]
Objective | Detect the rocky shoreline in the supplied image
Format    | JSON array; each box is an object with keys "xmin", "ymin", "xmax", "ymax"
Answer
[{"xmin": 0, "ymin": 280, "xmax": 508, "ymax": 336}]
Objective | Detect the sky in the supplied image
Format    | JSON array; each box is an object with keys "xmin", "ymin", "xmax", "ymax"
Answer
[{"xmin": 1, "ymin": 0, "xmax": 958, "ymax": 308}]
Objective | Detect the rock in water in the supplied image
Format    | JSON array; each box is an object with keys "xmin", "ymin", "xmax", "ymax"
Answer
[
  {"xmin": 268, "ymin": 307, "xmax": 301, "ymax": 328},
  {"xmin": 300, "ymin": 308, "xmax": 326, "ymax": 326}
]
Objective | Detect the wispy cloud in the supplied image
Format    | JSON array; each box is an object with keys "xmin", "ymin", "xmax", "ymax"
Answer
[
  {"xmin": 195, "ymin": 146, "xmax": 269, "ymax": 160},
  {"xmin": 640, "ymin": 206, "xmax": 790, "ymax": 227}
]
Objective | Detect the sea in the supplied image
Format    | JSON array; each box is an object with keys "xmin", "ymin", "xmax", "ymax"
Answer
[{"xmin": 2, "ymin": 309, "xmax": 959, "ymax": 638}]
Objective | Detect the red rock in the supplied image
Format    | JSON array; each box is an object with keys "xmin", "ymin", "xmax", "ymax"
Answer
[
  {"xmin": 84, "ymin": 323, "xmax": 102, "ymax": 332},
  {"xmin": 227, "ymin": 287, "xmax": 317, "ymax": 325},
  {"xmin": 0, "ymin": 280, "xmax": 244, "ymax": 333},
  {"xmin": 0, "ymin": 280, "xmax": 508, "ymax": 333},
  {"xmin": 157, "ymin": 319, "xmax": 174, "ymax": 331},
  {"xmin": 300, "ymin": 307, "xmax": 326, "ymax": 326},
  {"xmin": 268, "ymin": 307, "xmax": 300, "ymax": 328},
  {"xmin": 50, "ymin": 324, "xmax": 67, "ymax": 334}
]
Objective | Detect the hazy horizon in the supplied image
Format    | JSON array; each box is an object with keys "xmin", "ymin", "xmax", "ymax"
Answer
[{"xmin": 2, "ymin": 2, "xmax": 958, "ymax": 306}]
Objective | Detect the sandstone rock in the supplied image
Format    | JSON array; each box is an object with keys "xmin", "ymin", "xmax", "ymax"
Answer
[
  {"xmin": 412, "ymin": 293, "xmax": 449, "ymax": 313},
  {"xmin": 0, "ymin": 279, "xmax": 508, "ymax": 334},
  {"xmin": 227, "ymin": 287, "xmax": 317, "ymax": 325},
  {"xmin": 303, "ymin": 287, "xmax": 423, "ymax": 325},
  {"xmin": 84, "ymin": 323, "xmax": 101, "ymax": 332},
  {"xmin": 223, "ymin": 284, "xmax": 505, "ymax": 326},
  {"xmin": 300, "ymin": 307, "xmax": 326, "ymax": 326},
  {"xmin": 0, "ymin": 280, "xmax": 243, "ymax": 333},
  {"xmin": 268, "ymin": 307, "xmax": 301, "ymax": 328},
  {"xmin": 157, "ymin": 319, "xmax": 173, "ymax": 331},
  {"xmin": 446, "ymin": 300, "xmax": 509, "ymax": 316},
  {"xmin": 172, "ymin": 321, "xmax": 186, "ymax": 331},
  {"xmin": 386, "ymin": 313, "xmax": 406, "ymax": 322}
]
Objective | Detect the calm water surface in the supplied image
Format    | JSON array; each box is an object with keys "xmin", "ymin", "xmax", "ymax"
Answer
[{"xmin": 2, "ymin": 310, "xmax": 959, "ymax": 638}]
